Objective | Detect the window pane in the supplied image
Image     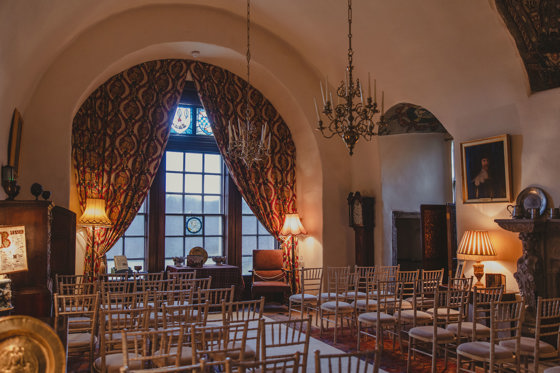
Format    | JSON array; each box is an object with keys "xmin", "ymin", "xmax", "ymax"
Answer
[
  {"xmin": 258, "ymin": 235, "xmax": 276, "ymax": 250},
  {"xmin": 242, "ymin": 256, "xmax": 252, "ymax": 275},
  {"xmin": 205, "ymin": 216, "xmax": 222, "ymax": 236},
  {"xmin": 137, "ymin": 200, "xmax": 146, "ymax": 213},
  {"xmin": 165, "ymin": 237, "xmax": 183, "ymax": 258},
  {"xmin": 166, "ymin": 173, "xmax": 183, "ymax": 193},
  {"xmin": 196, "ymin": 109, "xmax": 213, "ymax": 136},
  {"xmin": 242, "ymin": 215, "xmax": 257, "ymax": 234},
  {"xmin": 165, "ymin": 215, "xmax": 183, "ymax": 235},
  {"xmin": 185, "ymin": 174, "xmax": 202, "ymax": 193},
  {"xmin": 257, "ymin": 222, "xmax": 270, "ymax": 235},
  {"xmin": 185, "ymin": 216, "xmax": 203, "ymax": 236},
  {"xmin": 241, "ymin": 199, "xmax": 253, "ymax": 214},
  {"xmin": 204, "ymin": 154, "xmax": 221, "ymax": 173},
  {"xmin": 204, "ymin": 195, "xmax": 221, "ymax": 214},
  {"xmin": 127, "ymin": 259, "xmax": 144, "ymax": 271},
  {"xmin": 126, "ymin": 215, "xmax": 145, "ymax": 236},
  {"xmin": 124, "ymin": 238, "xmax": 145, "ymax": 258},
  {"xmin": 185, "ymin": 237, "xmax": 203, "ymax": 252},
  {"xmin": 204, "ymin": 175, "xmax": 221, "ymax": 194},
  {"xmin": 184, "ymin": 194, "xmax": 202, "ymax": 214},
  {"xmin": 171, "ymin": 107, "xmax": 191, "ymax": 134},
  {"xmin": 166, "ymin": 151, "xmax": 184, "ymax": 171},
  {"xmin": 242, "ymin": 236, "xmax": 257, "ymax": 255},
  {"xmin": 106, "ymin": 240, "xmax": 122, "ymax": 259},
  {"xmin": 185, "ymin": 153, "xmax": 203, "ymax": 172},
  {"xmin": 204, "ymin": 237, "xmax": 222, "ymax": 258},
  {"xmin": 166, "ymin": 194, "xmax": 183, "ymax": 214}
]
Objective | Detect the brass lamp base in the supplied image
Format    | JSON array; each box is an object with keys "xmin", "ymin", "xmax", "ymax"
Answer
[{"xmin": 472, "ymin": 261, "xmax": 485, "ymax": 287}]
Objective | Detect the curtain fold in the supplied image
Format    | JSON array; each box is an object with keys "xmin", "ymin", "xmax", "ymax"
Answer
[
  {"xmin": 189, "ymin": 61, "xmax": 299, "ymax": 288},
  {"xmin": 72, "ymin": 59, "xmax": 191, "ymax": 275}
]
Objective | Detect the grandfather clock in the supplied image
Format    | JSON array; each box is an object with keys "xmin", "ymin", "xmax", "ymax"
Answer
[{"xmin": 348, "ymin": 192, "xmax": 375, "ymax": 266}]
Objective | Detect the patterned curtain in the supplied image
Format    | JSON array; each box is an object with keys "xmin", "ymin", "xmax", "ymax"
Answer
[
  {"xmin": 188, "ymin": 62, "xmax": 299, "ymax": 289},
  {"xmin": 72, "ymin": 59, "xmax": 191, "ymax": 276}
]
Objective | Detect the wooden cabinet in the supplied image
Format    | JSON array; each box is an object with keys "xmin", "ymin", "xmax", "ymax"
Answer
[{"xmin": 0, "ymin": 200, "xmax": 76, "ymax": 319}]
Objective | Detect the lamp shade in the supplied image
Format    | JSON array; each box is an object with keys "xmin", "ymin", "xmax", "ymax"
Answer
[
  {"xmin": 78, "ymin": 198, "xmax": 112, "ymax": 228},
  {"xmin": 457, "ymin": 230, "xmax": 496, "ymax": 261},
  {"xmin": 280, "ymin": 213, "xmax": 307, "ymax": 237}
]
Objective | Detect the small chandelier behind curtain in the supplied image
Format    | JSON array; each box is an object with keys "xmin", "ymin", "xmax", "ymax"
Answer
[
  {"xmin": 314, "ymin": 0, "xmax": 388, "ymax": 155},
  {"xmin": 228, "ymin": 0, "xmax": 271, "ymax": 167}
]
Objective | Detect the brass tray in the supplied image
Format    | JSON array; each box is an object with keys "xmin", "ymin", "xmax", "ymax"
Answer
[
  {"xmin": 189, "ymin": 246, "xmax": 208, "ymax": 263},
  {"xmin": 0, "ymin": 315, "xmax": 66, "ymax": 372}
]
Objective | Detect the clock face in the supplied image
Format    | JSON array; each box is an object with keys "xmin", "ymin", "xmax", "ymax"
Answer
[
  {"xmin": 186, "ymin": 217, "xmax": 202, "ymax": 234},
  {"xmin": 353, "ymin": 199, "xmax": 363, "ymax": 226}
]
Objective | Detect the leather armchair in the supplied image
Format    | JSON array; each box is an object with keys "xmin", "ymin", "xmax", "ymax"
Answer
[{"xmin": 251, "ymin": 249, "xmax": 291, "ymax": 300}]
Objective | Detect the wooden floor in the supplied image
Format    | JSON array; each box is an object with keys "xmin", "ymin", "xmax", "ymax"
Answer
[{"xmin": 67, "ymin": 303, "xmax": 457, "ymax": 373}]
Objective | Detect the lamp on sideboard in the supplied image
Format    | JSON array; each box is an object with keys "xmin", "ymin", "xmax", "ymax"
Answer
[
  {"xmin": 457, "ymin": 230, "xmax": 497, "ymax": 287},
  {"xmin": 78, "ymin": 198, "xmax": 112, "ymax": 275},
  {"xmin": 280, "ymin": 213, "xmax": 307, "ymax": 292}
]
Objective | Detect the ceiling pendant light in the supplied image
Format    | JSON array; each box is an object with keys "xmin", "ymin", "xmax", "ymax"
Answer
[
  {"xmin": 315, "ymin": 0, "xmax": 388, "ymax": 155},
  {"xmin": 228, "ymin": 0, "xmax": 271, "ymax": 167}
]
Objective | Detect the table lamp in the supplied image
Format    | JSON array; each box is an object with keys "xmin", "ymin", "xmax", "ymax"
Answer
[
  {"xmin": 78, "ymin": 198, "xmax": 112, "ymax": 275},
  {"xmin": 280, "ymin": 213, "xmax": 307, "ymax": 292},
  {"xmin": 457, "ymin": 230, "xmax": 496, "ymax": 287}
]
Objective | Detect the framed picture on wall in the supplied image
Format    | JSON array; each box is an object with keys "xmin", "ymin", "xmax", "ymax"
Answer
[{"xmin": 461, "ymin": 134, "xmax": 512, "ymax": 203}]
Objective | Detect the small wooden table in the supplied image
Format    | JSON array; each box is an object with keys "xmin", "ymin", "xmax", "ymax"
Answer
[{"xmin": 166, "ymin": 264, "xmax": 244, "ymax": 299}]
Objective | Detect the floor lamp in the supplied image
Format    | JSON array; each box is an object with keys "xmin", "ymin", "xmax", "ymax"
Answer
[
  {"xmin": 280, "ymin": 213, "xmax": 307, "ymax": 292},
  {"xmin": 78, "ymin": 198, "xmax": 112, "ymax": 277}
]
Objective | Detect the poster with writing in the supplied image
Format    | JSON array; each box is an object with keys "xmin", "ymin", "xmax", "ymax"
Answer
[{"xmin": 0, "ymin": 226, "xmax": 28, "ymax": 273}]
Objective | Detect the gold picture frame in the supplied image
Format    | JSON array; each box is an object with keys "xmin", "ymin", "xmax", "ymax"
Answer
[
  {"xmin": 461, "ymin": 134, "xmax": 512, "ymax": 203},
  {"xmin": 7, "ymin": 108, "xmax": 23, "ymax": 178}
]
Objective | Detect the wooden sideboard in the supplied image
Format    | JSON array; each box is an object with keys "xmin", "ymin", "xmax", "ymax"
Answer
[
  {"xmin": 495, "ymin": 218, "xmax": 560, "ymax": 312},
  {"xmin": 0, "ymin": 200, "xmax": 76, "ymax": 319}
]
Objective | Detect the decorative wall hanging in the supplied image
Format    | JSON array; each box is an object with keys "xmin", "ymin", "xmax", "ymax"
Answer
[{"xmin": 461, "ymin": 134, "xmax": 512, "ymax": 203}]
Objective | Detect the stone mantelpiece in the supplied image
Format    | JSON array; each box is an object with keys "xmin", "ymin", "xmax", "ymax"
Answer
[{"xmin": 495, "ymin": 219, "xmax": 560, "ymax": 311}]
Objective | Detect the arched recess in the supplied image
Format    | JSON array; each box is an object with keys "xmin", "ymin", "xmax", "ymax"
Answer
[
  {"xmin": 72, "ymin": 58, "xmax": 298, "ymax": 274},
  {"xmin": 377, "ymin": 102, "xmax": 454, "ymax": 266}
]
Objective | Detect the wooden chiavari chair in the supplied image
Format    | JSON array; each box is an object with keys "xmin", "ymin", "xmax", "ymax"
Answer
[
  {"xmin": 197, "ymin": 285, "xmax": 235, "ymax": 318},
  {"xmin": 319, "ymin": 271, "xmax": 354, "ymax": 343},
  {"xmin": 221, "ymin": 297, "xmax": 265, "ymax": 361},
  {"xmin": 261, "ymin": 316, "xmax": 312, "ymax": 373},
  {"xmin": 54, "ymin": 292, "xmax": 100, "ymax": 369},
  {"xmin": 120, "ymin": 327, "xmax": 185, "ymax": 370},
  {"xmin": 314, "ymin": 349, "xmax": 378, "ymax": 373},
  {"xmin": 237, "ymin": 352, "xmax": 301, "ymax": 373},
  {"xmin": 289, "ymin": 267, "xmax": 323, "ymax": 322},
  {"xmin": 120, "ymin": 358, "xmax": 231, "ymax": 373},
  {"xmin": 191, "ymin": 321, "xmax": 249, "ymax": 367},
  {"xmin": 456, "ymin": 299, "xmax": 525, "ymax": 373},
  {"xmin": 500, "ymin": 296, "xmax": 560, "ymax": 372}
]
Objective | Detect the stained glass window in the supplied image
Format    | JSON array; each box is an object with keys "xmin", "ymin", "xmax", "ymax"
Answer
[
  {"xmin": 170, "ymin": 106, "xmax": 213, "ymax": 136},
  {"xmin": 196, "ymin": 109, "xmax": 213, "ymax": 135}
]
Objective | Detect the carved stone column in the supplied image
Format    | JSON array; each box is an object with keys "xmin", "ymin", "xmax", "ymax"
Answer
[{"xmin": 495, "ymin": 219, "xmax": 546, "ymax": 311}]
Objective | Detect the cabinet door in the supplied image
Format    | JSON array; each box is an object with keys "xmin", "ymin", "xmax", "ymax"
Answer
[{"xmin": 421, "ymin": 204, "xmax": 456, "ymax": 281}]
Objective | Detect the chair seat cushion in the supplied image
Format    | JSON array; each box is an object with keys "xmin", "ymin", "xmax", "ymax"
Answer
[
  {"xmin": 447, "ymin": 322, "xmax": 490, "ymax": 337},
  {"xmin": 94, "ymin": 353, "xmax": 142, "ymax": 373},
  {"xmin": 344, "ymin": 291, "xmax": 367, "ymax": 299},
  {"xmin": 499, "ymin": 336, "xmax": 556, "ymax": 355},
  {"xmin": 320, "ymin": 301, "xmax": 353, "ymax": 312},
  {"xmin": 67, "ymin": 332, "xmax": 94, "ymax": 348},
  {"xmin": 289, "ymin": 293, "xmax": 318, "ymax": 302},
  {"xmin": 397, "ymin": 309, "xmax": 433, "ymax": 322},
  {"xmin": 358, "ymin": 312, "xmax": 396, "ymax": 324},
  {"xmin": 544, "ymin": 367, "xmax": 560, "ymax": 373},
  {"xmin": 426, "ymin": 307, "xmax": 460, "ymax": 316},
  {"xmin": 400, "ymin": 300, "xmax": 413, "ymax": 310},
  {"xmin": 352, "ymin": 299, "xmax": 378, "ymax": 311},
  {"xmin": 320, "ymin": 292, "xmax": 338, "ymax": 300},
  {"xmin": 405, "ymin": 296, "xmax": 434, "ymax": 307},
  {"xmin": 153, "ymin": 346, "xmax": 194, "ymax": 367},
  {"xmin": 457, "ymin": 341, "xmax": 513, "ymax": 360},
  {"xmin": 409, "ymin": 326, "xmax": 455, "ymax": 343}
]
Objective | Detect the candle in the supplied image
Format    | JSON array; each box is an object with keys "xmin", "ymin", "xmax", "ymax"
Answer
[
  {"xmin": 314, "ymin": 98, "xmax": 320, "ymax": 120},
  {"xmin": 374, "ymin": 79, "xmax": 377, "ymax": 102},
  {"xmin": 320, "ymin": 81, "xmax": 326, "ymax": 105},
  {"xmin": 381, "ymin": 91, "xmax": 384, "ymax": 115},
  {"xmin": 268, "ymin": 131, "xmax": 271, "ymax": 149},
  {"xmin": 359, "ymin": 80, "xmax": 364, "ymax": 104},
  {"xmin": 330, "ymin": 92, "xmax": 334, "ymax": 105},
  {"xmin": 368, "ymin": 72, "xmax": 371, "ymax": 98}
]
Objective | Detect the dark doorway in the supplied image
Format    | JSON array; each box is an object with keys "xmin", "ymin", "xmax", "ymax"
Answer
[{"xmin": 392, "ymin": 211, "xmax": 422, "ymax": 271}]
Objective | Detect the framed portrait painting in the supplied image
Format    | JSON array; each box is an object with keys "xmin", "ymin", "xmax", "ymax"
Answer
[{"xmin": 461, "ymin": 134, "xmax": 512, "ymax": 203}]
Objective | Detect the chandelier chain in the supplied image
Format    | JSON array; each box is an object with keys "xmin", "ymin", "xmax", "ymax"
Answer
[{"xmin": 246, "ymin": 0, "xmax": 251, "ymax": 122}]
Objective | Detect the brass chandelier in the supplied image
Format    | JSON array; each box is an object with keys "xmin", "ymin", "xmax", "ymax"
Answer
[
  {"xmin": 315, "ymin": 0, "xmax": 387, "ymax": 155},
  {"xmin": 228, "ymin": 0, "xmax": 271, "ymax": 167}
]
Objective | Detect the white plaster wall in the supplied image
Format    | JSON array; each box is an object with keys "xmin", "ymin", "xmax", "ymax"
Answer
[{"xmin": 378, "ymin": 133, "xmax": 452, "ymax": 265}]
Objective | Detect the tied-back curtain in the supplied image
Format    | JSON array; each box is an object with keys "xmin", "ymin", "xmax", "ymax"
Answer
[
  {"xmin": 189, "ymin": 62, "xmax": 299, "ymax": 288},
  {"xmin": 72, "ymin": 59, "xmax": 191, "ymax": 276}
]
